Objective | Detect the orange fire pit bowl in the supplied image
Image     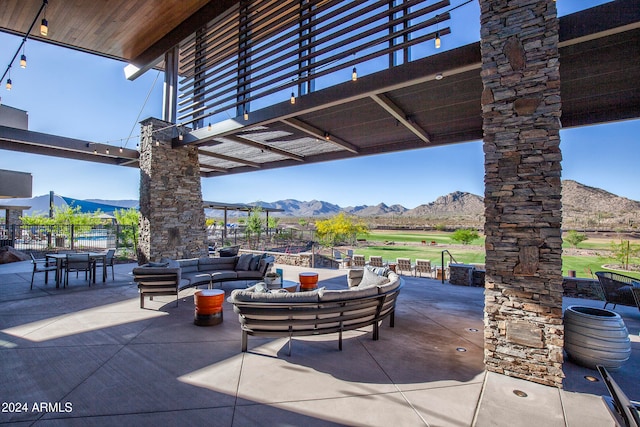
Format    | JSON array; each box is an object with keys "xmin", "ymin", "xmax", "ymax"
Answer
[
  {"xmin": 194, "ymin": 289, "xmax": 224, "ymax": 326},
  {"xmin": 299, "ymin": 272, "xmax": 319, "ymax": 291}
]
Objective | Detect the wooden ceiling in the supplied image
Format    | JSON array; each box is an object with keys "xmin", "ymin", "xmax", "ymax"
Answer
[
  {"xmin": 0, "ymin": 1, "xmax": 639, "ymax": 177},
  {"xmin": 0, "ymin": 0, "xmax": 223, "ymax": 65}
]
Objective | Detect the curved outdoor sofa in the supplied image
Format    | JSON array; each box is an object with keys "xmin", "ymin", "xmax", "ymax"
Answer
[
  {"xmin": 133, "ymin": 253, "xmax": 274, "ymax": 308},
  {"xmin": 227, "ymin": 268, "xmax": 402, "ymax": 355}
]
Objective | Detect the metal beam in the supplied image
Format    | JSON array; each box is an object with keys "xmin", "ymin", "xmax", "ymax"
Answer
[
  {"xmin": 198, "ymin": 149, "xmax": 261, "ymax": 168},
  {"xmin": 370, "ymin": 93, "xmax": 431, "ymax": 144},
  {"xmin": 0, "ymin": 125, "xmax": 139, "ymax": 166},
  {"xmin": 281, "ymin": 117, "xmax": 359, "ymax": 154},
  {"xmin": 222, "ymin": 134, "xmax": 305, "ymax": 162}
]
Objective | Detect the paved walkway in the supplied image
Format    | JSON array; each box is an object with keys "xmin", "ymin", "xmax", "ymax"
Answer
[{"xmin": 1, "ymin": 260, "xmax": 638, "ymax": 426}]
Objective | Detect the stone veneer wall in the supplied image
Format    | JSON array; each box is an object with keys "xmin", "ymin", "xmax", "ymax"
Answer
[
  {"xmin": 6, "ymin": 209, "xmax": 22, "ymax": 226},
  {"xmin": 138, "ymin": 118, "xmax": 207, "ymax": 264},
  {"xmin": 480, "ymin": 0, "xmax": 564, "ymax": 387}
]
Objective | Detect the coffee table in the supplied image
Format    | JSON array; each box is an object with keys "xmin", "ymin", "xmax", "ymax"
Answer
[{"xmin": 266, "ymin": 279, "xmax": 298, "ymax": 293}]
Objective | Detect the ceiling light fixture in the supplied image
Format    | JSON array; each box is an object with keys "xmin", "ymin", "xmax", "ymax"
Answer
[
  {"xmin": 435, "ymin": 73, "xmax": 443, "ymax": 80},
  {"xmin": 40, "ymin": 0, "xmax": 49, "ymax": 36},
  {"xmin": 435, "ymin": 15, "xmax": 441, "ymax": 49}
]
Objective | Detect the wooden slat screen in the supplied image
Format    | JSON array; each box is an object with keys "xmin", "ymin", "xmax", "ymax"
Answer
[{"xmin": 177, "ymin": 0, "xmax": 450, "ymax": 126}]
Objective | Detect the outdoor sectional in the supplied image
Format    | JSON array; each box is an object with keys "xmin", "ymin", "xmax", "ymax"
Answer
[
  {"xmin": 227, "ymin": 267, "xmax": 402, "ymax": 355},
  {"xmin": 133, "ymin": 253, "xmax": 275, "ymax": 308}
]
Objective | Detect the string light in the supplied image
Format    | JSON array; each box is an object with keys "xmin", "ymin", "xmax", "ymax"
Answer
[
  {"xmin": 352, "ymin": 66, "xmax": 357, "ymax": 81},
  {"xmin": 40, "ymin": 0, "xmax": 49, "ymax": 36},
  {"xmin": 290, "ymin": 91, "xmax": 296, "ymax": 104},
  {"xmin": 20, "ymin": 46, "xmax": 27, "ymax": 68},
  {"xmin": 1, "ymin": 0, "xmax": 49, "ymax": 93},
  {"xmin": 243, "ymin": 107, "xmax": 249, "ymax": 121}
]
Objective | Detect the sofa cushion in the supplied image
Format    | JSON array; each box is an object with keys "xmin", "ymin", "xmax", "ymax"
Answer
[
  {"xmin": 236, "ymin": 253, "xmax": 253, "ymax": 271},
  {"xmin": 377, "ymin": 273, "xmax": 400, "ymax": 294},
  {"xmin": 210, "ymin": 271, "xmax": 238, "ymax": 281},
  {"xmin": 178, "ymin": 258, "xmax": 200, "ymax": 273},
  {"xmin": 249, "ymin": 254, "xmax": 262, "ymax": 271},
  {"xmin": 319, "ymin": 285, "xmax": 379, "ymax": 302},
  {"xmin": 228, "ymin": 287, "xmax": 323, "ymax": 303},
  {"xmin": 198, "ymin": 256, "xmax": 237, "ymax": 272},
  {"xmin": 359, "ymin": 267, "xmax": 389, "ymax": 288},
  {"xmin": 236, "ymin": 270, "xmax": 264, "ymax": 279}
]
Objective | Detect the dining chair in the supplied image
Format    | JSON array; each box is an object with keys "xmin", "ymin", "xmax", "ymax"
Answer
[
  {"xmin": 95, "ymin": 249, "xmax": 116, "ymax": 281},
  {"xmin": 65, "ymin": 253, "xmax": 92, "ymax": 287},
  {"xmin": 29, "ymin": 253, "xmax": 58, "ymax": 290}
]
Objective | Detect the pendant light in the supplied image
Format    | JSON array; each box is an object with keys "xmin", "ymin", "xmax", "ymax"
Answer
[
  {"xmin": 352, "ymin": 67, "xmax": 357, "ymax": 81},
  {"xmin": 290, "ymin": 91, "xmax": 296, "ymax": 104}
]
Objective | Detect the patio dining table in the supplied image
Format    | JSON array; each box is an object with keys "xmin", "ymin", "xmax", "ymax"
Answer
[{"xmin": 45, "ymin": 252, "xmax": 107, "ymax": 288}]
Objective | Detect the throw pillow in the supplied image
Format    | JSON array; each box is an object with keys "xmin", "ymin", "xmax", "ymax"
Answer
[
  {"xmin": 148, "ymin": 262, "xmax": 169, "ymax": 267},
  {"xmin": 359, "ymin": 267, "xmax": 388, "ymax": 288},
  {"xmin": 236, "ymin": 253, "xmax": 253, "ymax": 271},
  {"xmin": 249, "ymin": 254, "xmax": 262, "ymax": 271},
  {"xmin": 254, "ymin": 282, "xmax": 270, "ymax": 293}
]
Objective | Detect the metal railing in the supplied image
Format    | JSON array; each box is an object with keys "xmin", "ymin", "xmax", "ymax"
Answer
[
  {"xmin": 440, "ymin": 250, "xmax": 459, "ymax": 284},
  {"xmin": 0, "ymin": 224, "xmax": 137, "ymax": 253}
]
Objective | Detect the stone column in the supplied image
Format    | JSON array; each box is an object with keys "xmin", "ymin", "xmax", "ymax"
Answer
[
  {"xmin": 480, "ymin": 0, "xmax": 564, "ymax": 387},
  {"xmin": 6, "ymin": 209, "xmax": 23, "ymax": 227},
  {"xmin": 138, "ymin": 118, "xmax": 207, "ymax": 264}
]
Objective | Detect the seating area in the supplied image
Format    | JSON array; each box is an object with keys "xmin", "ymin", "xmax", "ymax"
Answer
[
  {"xmin": 133, "ymin": 253, "xmax": 275, "ymax": 308},
  {"xmin": 2, "ymin": 260, "xmax": 638, "ymax": 426},
  {"xmin": 595, "ymin": 271, "xmax": 640, "ymax": 311}
]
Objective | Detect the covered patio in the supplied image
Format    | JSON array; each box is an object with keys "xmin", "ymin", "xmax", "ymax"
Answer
[
  {"xmin": 1, "ymin": 260, "xmax": 638, "ymax": 425},
  {"xmin": 1, "ymin": 0, "xmax": 639, "ymax": 401}
]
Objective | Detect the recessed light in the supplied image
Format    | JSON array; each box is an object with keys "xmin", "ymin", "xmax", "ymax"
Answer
[
  {"xmin": 513, "ymin": 390, "xmax": 528, "ymax": 398},
  {"xmin": 435, "ymin": 73, "xmax": 443, "ymax": 80},
  {"xmin": 584, "ymin": 376, "xmax": 599, "ymax": 382},
  {"xmin": 456, "ymin": 347, "xmax": 467, "ymax": 352},
  {"xmin": 467, "ymin": 328, "xmax": 479, "ymax": 332}
]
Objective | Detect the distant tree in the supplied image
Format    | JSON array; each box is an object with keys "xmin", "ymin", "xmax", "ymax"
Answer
[
  {"xmin": 450, "ymin": 228, "xmax": 479, "ymax": 245},
  {"xmin": 245, "ymin": 206, "xmax": 264, "ymax": 249},
  {"xmin": 267, "ymin": 216, "xmax": 280, "ymax": 231},
  {"xmin": 298, "ymin": 218, "xmax": 308, "ymax": 228},
  {"xmin": 114, "ymin": 208, "xmax": 139, "ymax": 254},
  {"xmin": 609, "ymin": 239, "xmax": 640, "ymax": 270},
  {"xmin": 315, "ymin": 213, "xmax": 369, "ymax": 247},
  {"xmin": 565, "ymin": 230, "xmax": 587, "ymax": 248}
]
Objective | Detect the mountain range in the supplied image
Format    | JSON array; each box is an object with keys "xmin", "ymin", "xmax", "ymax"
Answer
[{"xmin": 5, "ymin": 180, "xmax": 639, "ymax": 228}]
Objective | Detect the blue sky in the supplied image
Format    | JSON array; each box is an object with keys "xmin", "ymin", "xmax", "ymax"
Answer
[{"xmin": 1, "ymin": 0, "xmax": 638, "ymax": 209}]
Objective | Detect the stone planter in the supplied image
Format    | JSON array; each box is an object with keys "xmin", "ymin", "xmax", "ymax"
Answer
[{"xmin": 564, "ymin": 305, "xmax": 631, "ymax": 370}]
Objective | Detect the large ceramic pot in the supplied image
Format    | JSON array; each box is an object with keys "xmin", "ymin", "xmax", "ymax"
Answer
[{"xmin": 564, "ymin": 305, "xmax": 631, "ymax": 370}]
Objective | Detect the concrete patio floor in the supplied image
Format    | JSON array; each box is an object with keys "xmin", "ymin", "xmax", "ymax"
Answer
[{"xmin": 1, "ymin": 260, "xmax": 638, "ymax": 426}]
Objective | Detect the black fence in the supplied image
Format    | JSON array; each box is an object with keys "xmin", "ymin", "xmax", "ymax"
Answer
[{"xmin": 0, "ymin": 224, "xmax": 137, "ymax": 253}]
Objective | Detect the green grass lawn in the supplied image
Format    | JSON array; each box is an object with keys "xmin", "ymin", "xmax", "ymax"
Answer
[{"xmin": 350, "ymin": 230, "xmax": 640, "ymax": 279}]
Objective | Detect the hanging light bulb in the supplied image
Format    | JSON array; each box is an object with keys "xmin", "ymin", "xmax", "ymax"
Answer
[
  {"xmin": 324, "ymin": 132, "xmax": 330, "ymax": 140},
  {"xmin": 156, "ymin": 140, "xmax": 160, "ymax": 146},
  {"xmin": 244, "ymin": 108, "xmax": 249, "ymax": 121},
  {"xmin": 6, "ymin": 78, "xmax": 12, "ymax": 91},
  {"xmin": 352, "ymin": 67, "xmax": 357, "ymax": 81},
  {"xmin": 105, "ymin": 148, "xmax": 110, "ymax": 155},
  {"xmin": 40, "ymin": 1, "xmax": 49, "ymax": 37},
  {"xmin": 435, "ymin": 31, "xmax": 441, "ymax": 49},
  {"xmin": 119, "ymin": 147, "xmax": 123, "ymax": 153},
  {"xmin": 290, "ymin": 91, "xmax": 296, "ymax": 105},
  {"xmin": 40, "ymin": 18, "xmax": 48, "ymax": 36},
  {"xmin": 208, "ymin": 122, "xmax": 212, "ymax": 131},
  {"xmin": 20, "ymin": 54, "xmax": 27, "ymax": 69}
]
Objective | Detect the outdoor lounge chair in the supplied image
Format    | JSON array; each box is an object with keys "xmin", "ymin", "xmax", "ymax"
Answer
[
  {"xmin": 352, "ymin": 254, "xmax": 366, "ymax": 267},
  {"xmin": 396, "ymin": 258, "xmax": 414, "ymax": 276},
  {"xmin": 29, "ymin": 253, "xmax": 57, "ymax": 289},
  {"xmin": 415, "ymin": 259, "xmax": 432, "ymax": 278},
  {"xmin": 369, "ymin": 256, "xmax": 384, "ymax": 268},
  {"xmin": 595, "ymin": 271, "xmax": 639, "ymax": 311}
]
